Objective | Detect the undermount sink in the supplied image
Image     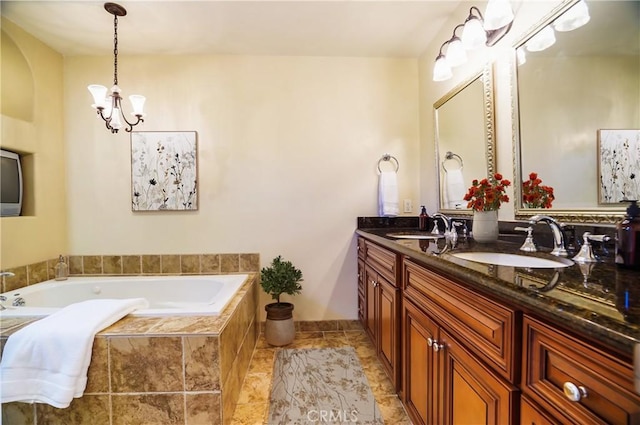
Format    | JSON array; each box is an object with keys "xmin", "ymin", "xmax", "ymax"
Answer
[
  {"xmin": 450, "ymin": 252, "xmax": 574, "ymax": 269},
  {"xmin": 387, "ymin": 231, "xmax": 443, "ymax": 240}
]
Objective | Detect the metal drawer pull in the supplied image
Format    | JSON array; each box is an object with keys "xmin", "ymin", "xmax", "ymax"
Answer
[{"xmin": 563, "ymin": 382, "xmax": 588, "ymax": 402}]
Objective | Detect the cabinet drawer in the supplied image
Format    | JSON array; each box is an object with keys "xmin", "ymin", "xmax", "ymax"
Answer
[
  {"xmin": 403, "ymin": 259, "xmax": 517, "ymax": 382},
  {"xmin": 523, "ymin": 315, "xmax": 640, "ymax": 424},
  {"xmin": 365, "ymin": 241, "xmax": 397, "ymax": 284}
]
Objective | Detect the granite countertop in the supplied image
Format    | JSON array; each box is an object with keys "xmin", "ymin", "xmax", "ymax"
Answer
[{"xmin": 356, "ymin": 221, "xmax": 640, "ymax": 359}]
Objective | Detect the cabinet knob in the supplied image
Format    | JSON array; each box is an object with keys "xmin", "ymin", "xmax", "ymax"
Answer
[
  {"xmin": 433, "ymin": 341, "xmax": 445, "ymax": 352},
  {"xmin": 427, "ymin": 337, "xmax": 433, "ymax": 347},
  {"xmin": 563, "ymin": 382, "xmax": 588, "ymax": 402}
]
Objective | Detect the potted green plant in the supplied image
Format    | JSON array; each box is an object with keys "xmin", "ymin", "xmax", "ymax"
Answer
[{"xmin": 260, "ymin": 255, "xmax": 303, "ymax": 346}]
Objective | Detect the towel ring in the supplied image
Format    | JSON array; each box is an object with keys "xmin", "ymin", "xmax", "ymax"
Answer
[
  {"xmin": 442, "ymin": 151, "xmax": 463, "ymax": 172},
  {"xmin": 377, "ymin": 154, "xmax": 399, "ymax": 173}
]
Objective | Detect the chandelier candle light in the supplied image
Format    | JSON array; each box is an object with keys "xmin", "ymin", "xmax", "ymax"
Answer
[{"xmin": 88, "ymin": 3, "xmax": 145, "ymax": 133}]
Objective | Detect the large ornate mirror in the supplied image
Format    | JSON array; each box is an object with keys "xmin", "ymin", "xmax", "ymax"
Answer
[
  {"xmin": 435, "ymin": 65, "xmax": 495, "ymax": 215},
  {"xmin": 513, "ymin": 0, "xmax": 640, "ymax": 223}
]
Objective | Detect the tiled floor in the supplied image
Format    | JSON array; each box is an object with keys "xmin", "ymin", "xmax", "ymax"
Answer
[{"xmin": 230, "ymin": 328, "xmax": 412, "ymax": 424}]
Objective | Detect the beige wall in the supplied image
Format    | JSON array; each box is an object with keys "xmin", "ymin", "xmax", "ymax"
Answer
[
  {"xmin": 0, "ymin": 18, "xmax": 67, "ymax": 269},
  {"xmin": 64, "ymin": 55, "xmax": 420, "ymax": 320}
]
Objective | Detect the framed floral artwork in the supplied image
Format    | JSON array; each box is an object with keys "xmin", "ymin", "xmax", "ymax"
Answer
[
  {"xmin": 597, "ymin": 129, "xmax": 640, "ymax": 204},
  {"xmin": 131, "ymin": 131, "xmax": 198, "ymax": 211}
]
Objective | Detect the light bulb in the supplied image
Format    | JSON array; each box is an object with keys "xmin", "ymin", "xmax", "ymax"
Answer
[
  {"xmin": 433, "ymin": 55, "xmax": 453, "ymax": 82},
  {"xmin": 446, "ymin": 37, "xmax": 467, "ymax": 67},
  {"xmin": 462, "ymin": 17, "xmax": 487, "ymax": 49},
  {"xmin": 484, "ymin": 0, "xmax": 514, "ymax": 31}
]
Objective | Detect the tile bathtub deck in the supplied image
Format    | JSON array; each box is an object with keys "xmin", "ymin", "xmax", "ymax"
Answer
[{"xmin": 230, "ymin": 328, "xmax": 412, "ymax": 424}]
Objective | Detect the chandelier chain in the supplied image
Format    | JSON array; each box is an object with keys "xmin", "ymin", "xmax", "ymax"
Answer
[{"xmin": 113, "ymin": 14, "xmax": 119, "ymax": 86}]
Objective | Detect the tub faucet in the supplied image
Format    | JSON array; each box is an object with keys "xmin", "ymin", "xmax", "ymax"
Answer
[{"xmin": 528, "ymin": 215, "xmax": 568, "ymax": 257}]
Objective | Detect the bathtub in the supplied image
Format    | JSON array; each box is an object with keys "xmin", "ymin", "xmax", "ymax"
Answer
[{"xmin": 0, "ymin": 274, "xmax": 249, "ymax": 317}]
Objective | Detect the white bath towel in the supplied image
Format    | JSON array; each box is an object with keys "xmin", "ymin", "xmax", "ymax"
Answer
[
  {"xmin": 0, "ymin": 298, "xmax": 148, "ymax": 408},
  {"xmin": 378, "ymin": 171, "xmax": 399, "ymax": 217},
  {"xmin": 444, "ymin": 168, "xmax": 466, "ymax": 209}
]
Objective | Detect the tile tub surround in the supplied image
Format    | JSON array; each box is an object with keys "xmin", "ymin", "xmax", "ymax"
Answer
[
  {"xmin": 1, "ymin": 253, "xmax": 260, "ymax": 293},
  {"xmin": 1, "ymin": 274, "xmax": 259, "ymax": 425}
]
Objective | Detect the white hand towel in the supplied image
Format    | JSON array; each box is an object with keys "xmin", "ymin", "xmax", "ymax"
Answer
[
  {"xmin": 378, "ymin": 171, "xmax": 399, "ymax": 217},
  {"xmin": 445, "ymin": 168, "xmax": 466, "ymax": 209},
  {"xmin": 0, "ymin": 298, "xmax": 148, "ymax": 408}
]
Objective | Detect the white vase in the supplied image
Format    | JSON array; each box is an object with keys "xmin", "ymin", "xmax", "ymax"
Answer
[{"xmin": 472, "ymin": 210, "xmax": 499, "ymax": 243}]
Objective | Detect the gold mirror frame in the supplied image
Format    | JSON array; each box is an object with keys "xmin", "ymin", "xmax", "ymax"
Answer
[
  {"xmin": 511, "ymin": 0, "xmax": 631, "ymax": 224},
  {"xmin": 435, "ymin": 65, "xmax": 495, "ymax": 216}
]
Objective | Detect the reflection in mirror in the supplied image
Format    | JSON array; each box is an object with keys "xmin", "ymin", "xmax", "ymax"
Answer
[
  {"xmin": 513, "ymin": 0, "xmax": 640, "ymax": 223},
  {"xmin": 435, "ymin": 65, "xmax": 495, "ymax": 215}
]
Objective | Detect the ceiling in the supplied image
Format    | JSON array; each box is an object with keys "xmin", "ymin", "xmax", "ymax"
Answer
[{"xmin": 1, "ymin": 1, "xmax": 463, "ymax": 58}]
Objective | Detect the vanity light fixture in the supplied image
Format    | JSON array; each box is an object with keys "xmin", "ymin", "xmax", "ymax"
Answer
[
  {"xmin": 88, "ymin": 3, "xmax": 145, "ymax": 134},
  {"xmin": 432, "ymin": 2, "xmax": 514, "ymax": 82},
  {"xmin": 553, "ymin": 0, "xmax": 590, "ymax": 32}
]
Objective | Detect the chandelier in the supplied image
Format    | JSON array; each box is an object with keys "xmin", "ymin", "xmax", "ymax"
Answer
[{"xmin": 88, "ymin": 3, "xmax": 145, "ymax": 133}]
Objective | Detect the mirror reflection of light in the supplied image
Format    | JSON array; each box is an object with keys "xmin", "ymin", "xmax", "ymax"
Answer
[
  {"xmin": 516, "ymin": 48, "xmax": 527, "ymax": 66},
  {"xmin": 526, "ymin": 25, "xmax": 556, "ymax": 52},
  {"xmin": 553, "ymin": 0, "xmax": 590, "ymax": 32}
]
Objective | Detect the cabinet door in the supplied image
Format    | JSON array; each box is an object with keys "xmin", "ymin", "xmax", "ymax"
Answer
[
  {"xmin": 378, "ymin": 276, "xmax": 400, "ymax": 390},
  {"xmin": 521, "ymin": 395, "xmax": 556, "ymax": 425},
  {"xmin": 439, "ymin": 328, "xmax": 517, "ymax": 425},
  {"xmin": 402, "ymin": 297, "xmax": 438, "ymax": 425},
  {"xmin": 364, "ymin": 265, "xmax": 377, "ymax": 343}
]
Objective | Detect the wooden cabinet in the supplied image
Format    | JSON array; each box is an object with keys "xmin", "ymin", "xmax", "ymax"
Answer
[
  {"xmin": 402, "ymin": 282, "xmax": 517, "ymax": 425},
  {"xmin": 358, "ymin": 238, "xmax": 401, "ymax": 390},
  {"xmin": 522, "ymin": 315, "xmax": 640, "ymax": 424},
  {"xmin": 356, "ymin": 234, "xmax": 640, "ymax": 425}
]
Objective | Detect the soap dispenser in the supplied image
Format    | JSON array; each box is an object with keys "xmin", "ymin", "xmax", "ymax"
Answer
[
  {"xmin": 54, "ymin": 255, "xmax": 69, "ymax": 281},
  {"xmin": 615, "ymin": 200, "xmax": 640, "ymax": 269},
  {"xmin": 419, "ymin": 206, "xmax": 429, "ymax": 231}
]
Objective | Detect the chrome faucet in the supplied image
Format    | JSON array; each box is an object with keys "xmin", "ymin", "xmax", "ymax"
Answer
[
  {"xmin": 432, "ymin": 212, "xmax": 452, "ymax": 236},
  {"xmin": 528, "ymin": 215, "xmax": 568, "ymax": 257}
]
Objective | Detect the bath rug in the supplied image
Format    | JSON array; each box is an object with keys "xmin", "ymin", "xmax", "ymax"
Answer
[{"xmin": 268, "ymin": 347, "xmax": 383, "ymax": 424}]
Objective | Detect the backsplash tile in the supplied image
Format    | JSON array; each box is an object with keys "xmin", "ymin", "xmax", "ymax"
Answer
[
  {"xmin": 202, "ymin": 254, "xmax": 221, "ymax": 273},
  {"xmin": 2, "ymin": 266, "xmax": 27, "ymax": 292},
  {"xmin": 181, "ymin": 254, "xmax": 200, "ymax": 274},
  {"xmin": 240, "ymin": 254, "xmax": 259, "ymax": 272},
  {"xmin": 102, "ymin": 255, "xmax": 122, "ymax": 274},
  {"xmin": 83, "ymin": 256, "xmax": 103, "ymax": 274},
  {"xmin": 141, "ymin": 255, "xmax": 161, "ymax": 273},
  {"xmin": 122, "ymin": 255, "xmax": 142, "ymax": 274},
  {"xmin": 28, "ymin": 261, "xmax": 49, "ymax": 284},
  {"xmin": 221, "ymin": 254, "xmax": 240, "ymax": 273},
  {"xmin": 111, "ymin": 394, "xmax": 185, "ymax": 425},
  {"xmin": 161, "ymin": 255, "xmax": 181, "ymax": 274}
]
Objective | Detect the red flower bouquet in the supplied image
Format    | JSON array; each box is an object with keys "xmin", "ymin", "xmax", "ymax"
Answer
[
  {"xmin": 522, "ymin": 172, "xmax": 554, "ymax": 209},
  {"xmin": 463, "ymin": 173, "xmax": 511, "ymax": 211}
]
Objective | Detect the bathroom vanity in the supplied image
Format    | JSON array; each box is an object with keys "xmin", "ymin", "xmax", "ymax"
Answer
[{"xmin": 356, "ymin": 222, "xmax": 640, "ymax": 425}]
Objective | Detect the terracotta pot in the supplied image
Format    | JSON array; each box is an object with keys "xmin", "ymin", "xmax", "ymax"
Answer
[{"xmin": 265, "ymin": 302, "xmax": 295, "ymax": 346}]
